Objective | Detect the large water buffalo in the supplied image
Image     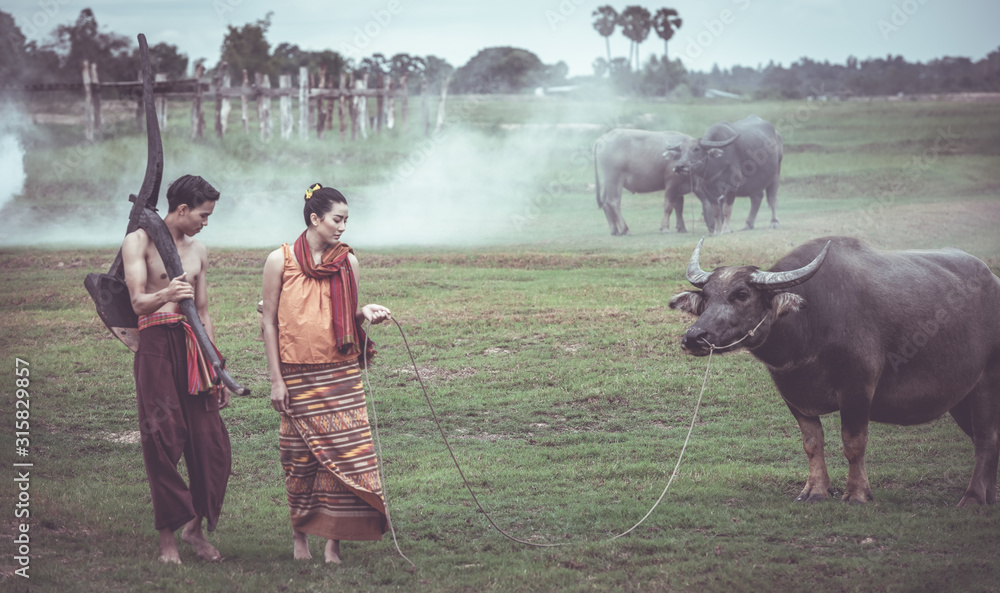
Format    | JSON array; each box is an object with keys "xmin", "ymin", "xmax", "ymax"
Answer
[
  {"xmin": 672, "ymin": 115, "xmax": 783, "ymax": 235},
  {"xmin": 593, "ymin": 129, "xmax": 697, "ymax": 236},
  {"xmin": 669, "ymin": 236, "xmax": 1000, "ymax": 506}
]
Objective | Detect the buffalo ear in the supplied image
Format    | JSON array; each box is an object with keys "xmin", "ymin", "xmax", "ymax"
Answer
[
  {"xmin": 708, "ymin": 148, "xmax": 724, "ymax": 158},
  {"xmin": 669, "ymin": 291, "xmax": 706, "ymax": 316},
  {"xmin": 772, "ymin": 292, "xmax": 806, "ymax": 317}
]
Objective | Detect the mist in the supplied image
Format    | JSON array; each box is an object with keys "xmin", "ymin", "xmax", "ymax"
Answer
[
  {"xmin": 0, "ymin": 102, "xmax": 604, "ymax": 250},
  {"xmin": 0, "ymin": 107, "xmax": 27, "ymax": 215}
]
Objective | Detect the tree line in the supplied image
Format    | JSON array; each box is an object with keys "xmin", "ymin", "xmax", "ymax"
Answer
[
  {"xmin": 2, "ymin": 7, "xmax": 998, "ymax": 98},
  {"xmin": 691, "ymin": 52, "xmax": 1000, "ymax": 99}
]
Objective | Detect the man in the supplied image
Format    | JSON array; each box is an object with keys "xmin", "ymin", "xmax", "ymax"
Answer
[{"xmin": 121, "ymin": 174, "xmax": 231, "ymax": 564}]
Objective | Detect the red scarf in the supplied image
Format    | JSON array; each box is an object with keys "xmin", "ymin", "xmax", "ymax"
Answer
[{"xmin": 293, "ymin": 231, "xmax": 375, "ymax": 364}]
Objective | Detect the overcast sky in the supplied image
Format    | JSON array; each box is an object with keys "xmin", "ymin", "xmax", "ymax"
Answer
[{"xmin": 8, "ymin": 0, "xmax": 1000, "ymax": 77}]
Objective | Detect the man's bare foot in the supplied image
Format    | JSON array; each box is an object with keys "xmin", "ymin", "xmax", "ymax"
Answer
[
  {"xmin": 293, "ymin": 530, "xmax": 312, "ymax": 560},
  {"xmin": 324, "ymin": 539, "xmax": 341, "ymax": 564},
  {"xmin": 180, "ymin": 517, "xmax": 222, "ymax": 562},
  {"xmin": 158, "ymin": 529, "xmax": 182, "ymax": 564}
]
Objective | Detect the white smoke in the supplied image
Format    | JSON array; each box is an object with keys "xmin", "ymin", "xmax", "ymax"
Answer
[
  {"xmin": 348, "ymin": 127, "xmax": 549, "ymax": 248},
  {"xmin": 188, "ymin": 125, "xmax": 578, "ymax": 250},
  {"xmin": 0, "ymin": 128, "xmax": 26, "ymax": 213},
  {"xmin": 0, "ymin": 97, "xmax": 613, "ymax": 249}
]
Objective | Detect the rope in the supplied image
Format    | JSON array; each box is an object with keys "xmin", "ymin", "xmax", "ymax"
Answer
[
  {"xmin": 362, "ymin": 317, "xmax": 725, "ymax": 557},
  {"xmin": 704, "ymin": 313, "xmax": 770, "ymax": 351},
  {"xmin": 363, "ymin": 331, "xmax": 417, "ymax": 571}
]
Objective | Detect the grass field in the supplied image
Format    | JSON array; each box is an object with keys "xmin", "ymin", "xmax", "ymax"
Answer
[{"xmin": 1, "ymin": 95, "xmax": 999, "ymax": 592}]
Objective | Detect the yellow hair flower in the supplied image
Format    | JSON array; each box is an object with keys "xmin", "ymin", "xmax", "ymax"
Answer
[{"xmin": 304, "ymin": 183, "xmax": 322, "ymax": 200}]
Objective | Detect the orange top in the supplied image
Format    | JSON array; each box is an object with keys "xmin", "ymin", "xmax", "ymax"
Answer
[{"xmin": 277, "ymin": 243, "xmax": 357, "ymax": 365}]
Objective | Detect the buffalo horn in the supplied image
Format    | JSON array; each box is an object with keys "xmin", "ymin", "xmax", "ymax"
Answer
[
  {"xmin": 685, "ymin": 236, "xmax": 713, "ymax": 288},
  {"xmin": 750, "ymin": 241, "xmax": 832, "ymax": 290},
  {"xmin": 699, "ymin": 133, "xmax": 740, "ymax": 148}
]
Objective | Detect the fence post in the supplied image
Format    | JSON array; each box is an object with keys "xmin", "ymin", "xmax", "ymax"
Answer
[
  {"xmin": 421, "ymin": 76, "xmax": 430, "ymax": 136},
  {"xmin": 191, "ymin": 62, "xmax": 205, "ymax": 140},
  {"xmin": 298, "ymin": 66, "xmax": 308, "ymax": 140},
  {"xmin": 81, "ymin": 60, "xmax": 94, "ymax": 141},
  {"xmin": 316, "ymin": 65, "xmax": 327, "ymax": 139},
  {"xmin": 386, "ymin": 76, "xmax": 395, "ymax": 130},
  {"xmin": 400, "ymin": 74, "xmax": 409, "ymax": 132},
  {"xmin": 338, "ymin": 73, "xmax": 347, "ymax": 141},
  {"xmin": 348, "ymin": 73, "xmax": 357, "ymax": 141},
  {"xmin": 214, "ymin": 63, "xmax": 230, "ymax": 138},
  {"xmin": 376, "ymin": 72, "xmax": 384, "ymax": 133},
  {"xmin": 155, "ymin": 73, "xmax": 168, "ymax": 131},
  {"xmin": 357, "ymin": 74, "xmax": 368, "ymax": 140},
  {"xmin": 258, "ymin": 72, "xmax": 272, "ymax": 141},
  {"xmin": 241, "ymin": 69, "xmax": 249, "ymax": 134},
  {"xmin": 89, "ymin": 62, "xmax": 102, "ymax": 133},
  {"xmin": 327, "ymin": 75, "xmax": 336, "ymax": 141},
  {"xmin": 279, "ymin": 74, "xmax": 292, "ymax": 139},
  {"xmin": 435, "ymin": 73, "xmax": 452, "ymax": 134}
]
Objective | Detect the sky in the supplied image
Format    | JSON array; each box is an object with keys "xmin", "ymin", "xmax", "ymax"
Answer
[{"xmin": 6, "ymin": 0, "xmax": 1000, "ymax": 78}]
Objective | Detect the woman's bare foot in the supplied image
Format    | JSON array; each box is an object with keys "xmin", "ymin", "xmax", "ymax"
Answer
[
  {"xmin": 293, "ymin": 530, "xmax": 312, "ymax": 560},
  {"xmin": 180, "ymin": 517, "xmax": 222, "ymax": 562},
  {"xmin": 158, "ymin": 529, "xmax": 182, "ymax": 564},
  {"xmin": 324, "ymin": 539, "xmax": 341, "ymax": 564}
]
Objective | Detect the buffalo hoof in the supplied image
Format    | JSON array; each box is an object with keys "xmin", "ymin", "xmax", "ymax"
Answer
[
  {"xmin": 956, "ymin": 490, "xmax": 992, "ymax": 507},
  {"xmin": 842, "ymin": 491, "xmax": 874, "ymax": 504},
  {"xmin": 795, "ymin": 492, "xmax": 830, "ymax": 503}
]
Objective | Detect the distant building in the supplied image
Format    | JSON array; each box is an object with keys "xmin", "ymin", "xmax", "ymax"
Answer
[{"xmin": 704, "ymin": 88, "xmax": 741, "ymax": 99}]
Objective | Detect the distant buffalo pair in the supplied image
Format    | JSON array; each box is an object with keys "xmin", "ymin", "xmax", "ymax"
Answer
[{"xmin": 593, "ymin": 115, "xmax": 782, "ymax": 236}]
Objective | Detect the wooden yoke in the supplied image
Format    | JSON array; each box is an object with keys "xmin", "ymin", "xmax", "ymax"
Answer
[{"xmin": 84, "ymin": 33, "xmax": 249, "ymax": 396}]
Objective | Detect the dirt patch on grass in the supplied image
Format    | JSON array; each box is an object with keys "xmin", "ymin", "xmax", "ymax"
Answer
[
  {"xmin": 101, "ymin": 431, "xmax": 141, "ymax": 444},
  {"xmin": 396, "ymin": 365, "xmax": 479, "ymax": 382}
]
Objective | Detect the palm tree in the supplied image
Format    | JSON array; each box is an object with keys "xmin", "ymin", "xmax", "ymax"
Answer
[
  {"xmin": 652, "ymin": 8, "xmax": 683, "ymax": 61},
  {"xmin": 619, "ymin": 5, "xmax": 652, "ymax": 72},
  {"xmin": 592, "ymin": 5, "xmax": 618, "ymax": 68}
]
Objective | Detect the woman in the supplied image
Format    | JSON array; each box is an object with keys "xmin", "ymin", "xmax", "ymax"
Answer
[{"xmin": 261, "ymin": 183, "xmax": 392, "ymax": 563}]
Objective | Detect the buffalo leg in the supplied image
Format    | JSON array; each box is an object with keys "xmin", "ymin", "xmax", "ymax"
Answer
[
  {"xmin": 661, "ymin": 185, "xmax": 686, "ymax": 233},
  {"xmin": 698, "ymin": 196, "xmax": 717, "ymax": 235},
  {"xmin": 765, "ymin": 180, "xmax": 780, "ymax": 229},
  {"xmin": 958, "ymin": 373, "xmax": 1000, "ymax": 506},
  {"xmin": 788, "ymin": 406, "xmax": 832, "ymax": 502},
  {"xmin": 720, "ymin": 192, "xmax": 735, "ymax": 234},
  {"xmin": 601, "ymin": 177, "xmax": 629, "ymax": 236},
  {"xmin": 660, "ymin": 191, "xmax": 675, "ymax": 234},
  {"xmin": 840, "ymin": 400, "xmax": 874, "ymax": 504},
  {"xmin": 743, "ymin": 190, "xmax": 764, "ymax": 230}
]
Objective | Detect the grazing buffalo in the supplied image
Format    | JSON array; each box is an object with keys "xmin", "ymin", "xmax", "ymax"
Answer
[
  {"xmin": 672, "ymin": 115, "xmax": 783, "ymax": 235},
  {"xmin": 593, "ymin": 129, "xmax": 697, "ymax": 236},
  {"xmin": 669, "ymin": 236, "xmax": 1000, "ymax": 506}
]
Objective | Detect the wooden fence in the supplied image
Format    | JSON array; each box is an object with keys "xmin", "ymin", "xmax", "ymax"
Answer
[{"xmin": 6, "ymin": 61, "xmax": 452, "ymax": 142}]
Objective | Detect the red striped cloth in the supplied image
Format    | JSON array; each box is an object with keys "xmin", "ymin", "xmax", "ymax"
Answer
[
  {"xmin": 138, "ymin": 312, "xmax": 222, "ymax": 395},
  {"xmin": 292, "ymin": 232, "xmax": 374, "ymax": 363}
]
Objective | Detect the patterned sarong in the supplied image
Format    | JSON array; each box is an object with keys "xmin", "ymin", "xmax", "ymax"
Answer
[{"xmin": 280, "ymin": 359, "xmax": 387, "ymax": 541}]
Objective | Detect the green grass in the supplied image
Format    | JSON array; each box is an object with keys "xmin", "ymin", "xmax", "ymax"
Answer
[{"xmin": 1, "ymin": 96, "xmax": 999, "ymax": 592}]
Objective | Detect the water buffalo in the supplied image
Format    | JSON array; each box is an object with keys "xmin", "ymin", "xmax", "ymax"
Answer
[
  {"xmin": 593, "ymin": 129, "xmax": 697, "ymax": 236},
  {"xmin": 672, "ymin": 115, "xmax": 782, "ymax": 235},
  {"xmin": 669, "ymin": 236, "xmax": 1000, "ymax": 506}
]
